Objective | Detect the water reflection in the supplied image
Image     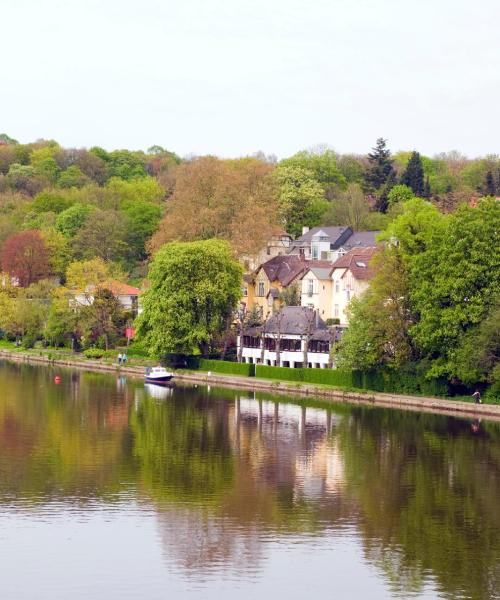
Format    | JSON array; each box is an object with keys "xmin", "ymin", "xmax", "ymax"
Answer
[{"xmin": 0, "ymin": 361, "xmax": 499, "ymax": 600}]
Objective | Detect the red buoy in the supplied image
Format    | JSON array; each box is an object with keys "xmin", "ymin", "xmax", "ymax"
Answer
[{"xmin": 54, "ymin": 375, "xmax": 61, "ymax": 384}]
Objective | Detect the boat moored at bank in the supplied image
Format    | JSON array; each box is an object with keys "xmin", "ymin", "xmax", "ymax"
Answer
[{"xmin": 145, "ymin": 366, "xmax": 174, "ymax": 384}]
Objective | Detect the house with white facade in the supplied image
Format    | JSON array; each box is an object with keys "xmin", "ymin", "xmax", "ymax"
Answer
[
  {"xmin": 330, "ymin": 247, "xmax": 377, "ymax": 326},
  {"xmin": 289, "ymin": 226, "xmax": 380, "ymax": 263},
  {"xmin": 73, "ymin": 280, "xmax": 142, "ymax": 315},
  {"xmin": 239, "ymin": 306, "xmax": 342, "ymax": 369}
]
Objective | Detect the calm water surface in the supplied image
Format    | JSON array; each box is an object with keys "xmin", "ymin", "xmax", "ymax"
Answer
[{"xmin": 0, "ymin": 361, "xmax": 499, "ymax": 600}]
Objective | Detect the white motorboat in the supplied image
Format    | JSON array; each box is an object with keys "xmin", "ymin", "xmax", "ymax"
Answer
[{"xmin": 145, "ymin": 366, "xmax": 174, "ymax": 384}]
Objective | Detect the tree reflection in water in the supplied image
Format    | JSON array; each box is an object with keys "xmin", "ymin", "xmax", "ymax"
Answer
[{"xmin": 1, "ymin": 361, "xmax": 500, "ymax": 599}]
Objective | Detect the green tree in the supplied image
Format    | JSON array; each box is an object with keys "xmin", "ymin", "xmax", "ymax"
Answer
[
  {"xmin": 484, "ymin": 170, "xmax": 496, "ymax": 196},
  {"xmin": 57, "ymin": 165, "xmax": 91, "ymax": 188},
  {"xmin": 387, "ymin": 184, "xmax": 415, "ymax": 207},
  {"xmin": 55, "ymin": 203, "xmax": 95, "ymax": 238},
  {"xmin": 453, "ymin": 300, "xmax": 500, "ymax": 388},
  {"xmin": 122, "ymin": 199, "xmax": 162, "ymax": 261},
  {"xmin": 279, "ymin": 148, "xmax": 346, "ymax": 197},
  {"xmin": 82, "ymin": 287, "xmax": 124, "ymax": 350},
  {"xmin": 324, "ymin": 183, "xmax": 370, "ymax": 229},
  {"xmin": 72, "ymin": 209, "xmax": 128, "ymax": 264},
  {"xmin": 364, "ymin": 138, "xmax": 396, "ymax": 198},
  {"xmin": 136, "ymin": 239, "xmax": 242, "ymax": 356},
  {"xmin": 274, "ymin": 165, "xmax": 328, "ymax": 237},
  {"xmin": 401, "ymin": 151, "xmax": 425, "ymax": 196},
  {"xmin": 410, "ymin": 198, "xmax": 500, "ymax": 378},
  {"xmin": 31, "ymin": 191, "xmax": 73, "ymax": 214}
]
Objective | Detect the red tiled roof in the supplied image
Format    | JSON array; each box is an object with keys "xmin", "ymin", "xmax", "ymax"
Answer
[
  {"xmin": 99, "ymin": 280, "xmax": 141, "ymax": 296},
  {"xmin": 330, "ymin": 247, "xmax": 377, "ymax": 280}
]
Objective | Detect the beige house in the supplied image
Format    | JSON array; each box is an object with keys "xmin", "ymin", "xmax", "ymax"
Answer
[
  {"xmin": 330, "ymin": 247, "xmax": 377, "ymax": 326},
  {"xmin": 300, "ymin": 265, "xmax": 334, "ymax": 321}
]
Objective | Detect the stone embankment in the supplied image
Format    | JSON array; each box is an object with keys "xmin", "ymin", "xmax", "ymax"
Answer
[{"xmin": 1, "ymin": 349, "xmax": 499, "ymax": 421}]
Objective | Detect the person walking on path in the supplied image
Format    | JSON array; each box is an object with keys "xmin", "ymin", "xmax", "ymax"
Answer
[{"xmin": 472, "ymin": 389, "xmax": 482, "ymax": 404}]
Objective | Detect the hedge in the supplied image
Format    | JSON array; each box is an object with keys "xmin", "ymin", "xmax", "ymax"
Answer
[
  {"xmin": 187, "ymin": 357, "xmax": 255, "ymax": 377},
  {"xmin": 255, "ymin": 364, "xmax": 449, "ymax": 397},
  {"xmin": 255, "ymin": 365, "xmax": 355, "ymax": 387},
  {"xmin": 184, "ymin": 357, "xmax": 450, "ymax": 397}
]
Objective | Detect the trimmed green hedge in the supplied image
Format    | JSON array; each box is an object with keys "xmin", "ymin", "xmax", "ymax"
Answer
[
  {"xmin": 185, "ymin": 358, "xmax": 449, "ymax": 397},
  {"xmin": 187, "ymin": 357, "xmax": 255, "ymax": 377},
  {"xmin": 255, "ymin": 365, "xmax": 355, "ymax": 387},
  {"xmin": 255, "ymin": 364, "xmax": 449, "ymax": 397}
]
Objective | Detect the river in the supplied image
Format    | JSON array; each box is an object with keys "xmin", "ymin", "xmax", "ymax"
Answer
[{"xmin": 0, "ymin": 360, "xmax": 499, "ymax": 600}]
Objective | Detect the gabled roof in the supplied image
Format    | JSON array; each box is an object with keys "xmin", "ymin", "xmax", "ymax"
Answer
[
  {"xmin": 289, "ymin": 226, "xmax": 353, "ymax": 251},
  {"xmin": 257, "ymin": 255, "xmax": 308, "ymax": 287},
  {"xmin": 330, "ymin": 247, "xmax": 377, "ymax": 280},
  {"xmin": 299, "ymin": 259, "xmax": 334, "ymax": 280}
]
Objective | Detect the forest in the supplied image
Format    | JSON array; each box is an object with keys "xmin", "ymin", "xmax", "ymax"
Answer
[{"xmin": 0, "ymin": 132, "xmax": 498, "ymax": 395}]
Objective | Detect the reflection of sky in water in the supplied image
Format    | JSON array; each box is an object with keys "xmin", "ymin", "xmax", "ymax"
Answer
[{"xmin": 0, "ymin": 362, "xmax": 498, "ymax": 600}]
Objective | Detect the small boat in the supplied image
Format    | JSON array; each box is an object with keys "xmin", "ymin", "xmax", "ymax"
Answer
[{"xmin": 145, "ymin": 366, "xmax": 174, "ymax": 384}]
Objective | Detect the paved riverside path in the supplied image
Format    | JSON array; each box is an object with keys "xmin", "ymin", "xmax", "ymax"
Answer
[{"xmin": 1, "ymin": 349, "xmax": 499, "ymax": 421}]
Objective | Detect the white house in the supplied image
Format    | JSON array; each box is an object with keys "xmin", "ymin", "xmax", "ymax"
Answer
[
  {"xmin": 288, "ymin": 226, "xmax": 380, "ymax": 263},
  {"xmin": 330, "ymin": 247, "xmax": 377, "ymax": 326},
  {"xmin": 239, "ymin": 306, "xmax": 342, "ymax": 369},
  {"xmin": 73, "ymin": 280, "xmax": 142, "ymax": 315}
]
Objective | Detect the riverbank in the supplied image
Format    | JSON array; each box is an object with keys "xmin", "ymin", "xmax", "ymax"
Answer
[{"xmin": 1, "ymin": 348, "xmax": 499, "ymax": 420}]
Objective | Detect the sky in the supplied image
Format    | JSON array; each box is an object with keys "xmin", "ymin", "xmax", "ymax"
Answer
[{"xmin": 2, "ymin": 0, "xmax": 499, "ymax": 158}]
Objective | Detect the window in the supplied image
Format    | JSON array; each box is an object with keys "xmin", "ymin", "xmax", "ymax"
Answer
[
  {"xmin": 334, "ymin": 304, "xmax": 339, "ymax": 317},
  {"xmin": 321, "ymin": 251, "xmax": 329, "ymax": 260},
  {"xmin": 264, "ymin": 337, "xmax": 276, "ymax": 351},
  {"xmin": 242, "ymin": 335, "xmax": 261, "ymax": 348},
  {"xmin": 280, "ymin": 338, "xmax": 301, "ymax": 351},
  {"xmin": 319, "ymin": 236, "xmax": 329, "ymax": 242},
  {"xmin": 258, "ymin": 281, "xmax": 265, "ymax": 297},
  {"xmin": 242, "ymin": 286, "xmax": 248, "ymax": 297},
  {"xmin": 307, "ymin": 279, "xmax": 314, "ymax": 296},
  {"xmin": 346, "ymin": 290, "xmax": 351, "ymax": 301},
  {"xmin": 308, "ymin": 339, "xmax": 330, "ymax": 353},
  {"xmin": 335, "ymin": 282, "xmax": 340, "ymax": 293},
  {"xmin": 312, "ymin": 244, "xmax": 319, "ymax": 260}
]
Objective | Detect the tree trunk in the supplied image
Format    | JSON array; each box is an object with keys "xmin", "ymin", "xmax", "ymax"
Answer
[{"xmin": 303, "ymin": 335, "xmax": 308, "ymax": 368}]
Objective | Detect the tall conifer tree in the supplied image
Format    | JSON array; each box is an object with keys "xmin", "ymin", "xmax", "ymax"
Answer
[
  {"xmin": 401, "ymin": 151, "xmax": 425, "ymax": 196},
  {"xmin": 364, "ymin": 138, "xmax": 396, "ymax": 212},
  {"xmin": 484, "ymin": 170, "xmax": 496, "ymax": 196}
]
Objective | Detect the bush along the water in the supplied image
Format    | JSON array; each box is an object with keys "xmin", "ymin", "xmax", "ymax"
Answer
[{"xmin": 83, "ymin": 348, "xmax": 105, "ymax": 360}]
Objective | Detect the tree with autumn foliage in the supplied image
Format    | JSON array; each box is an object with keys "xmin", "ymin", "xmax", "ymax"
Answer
[
  {"xmin": 149, "ymin": 156, "xmax": 281, "ymax": 259},
  {"xmin": 1, "ymin": 230, "xmax": 51, "ymax": 286}
]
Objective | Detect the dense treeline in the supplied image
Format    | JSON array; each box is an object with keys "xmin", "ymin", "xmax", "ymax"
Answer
[{"xmin": 0, "ymin": 133, "xmax": 498, "ymax": 393}]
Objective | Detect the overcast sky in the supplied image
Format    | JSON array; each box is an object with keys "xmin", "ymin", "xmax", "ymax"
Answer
[{"xmin": 3, "ymin": 0, "xmax": 499, "ymax": 158}]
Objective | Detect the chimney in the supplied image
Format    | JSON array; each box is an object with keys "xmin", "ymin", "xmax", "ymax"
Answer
[{"xmin": 302, "ymin": 226, "xmax": 309, "ymax": 235}]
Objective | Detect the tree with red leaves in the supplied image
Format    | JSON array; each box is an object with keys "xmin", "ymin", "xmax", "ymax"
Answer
[{"xmin": 1, "ymin": 230, "xmax": 51, "ymax": 287}]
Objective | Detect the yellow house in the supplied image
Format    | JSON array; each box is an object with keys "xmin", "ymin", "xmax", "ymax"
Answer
[
  {"xmin": 300, "ymin": 265, "xmax": 334, "ymax": 320},
  {"xmin": 241, "ymin": 255, "xmax": 308, "ymax": 317}
]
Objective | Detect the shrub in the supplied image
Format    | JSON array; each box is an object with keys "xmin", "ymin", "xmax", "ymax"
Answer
[
  {"xmin": 187, "ymin": 357, "xmax": 255, "ymax": 377},
  {"xmin": 22, "ymin": 335, "xmax": 37, "ymax": 349},
  {"xmin": 256, "ymin": 365, "xmax": 355, "ymax": 387},
  {"xmin": 83, "ymin": 348, "xmax": 105, "ymax": 360}
]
